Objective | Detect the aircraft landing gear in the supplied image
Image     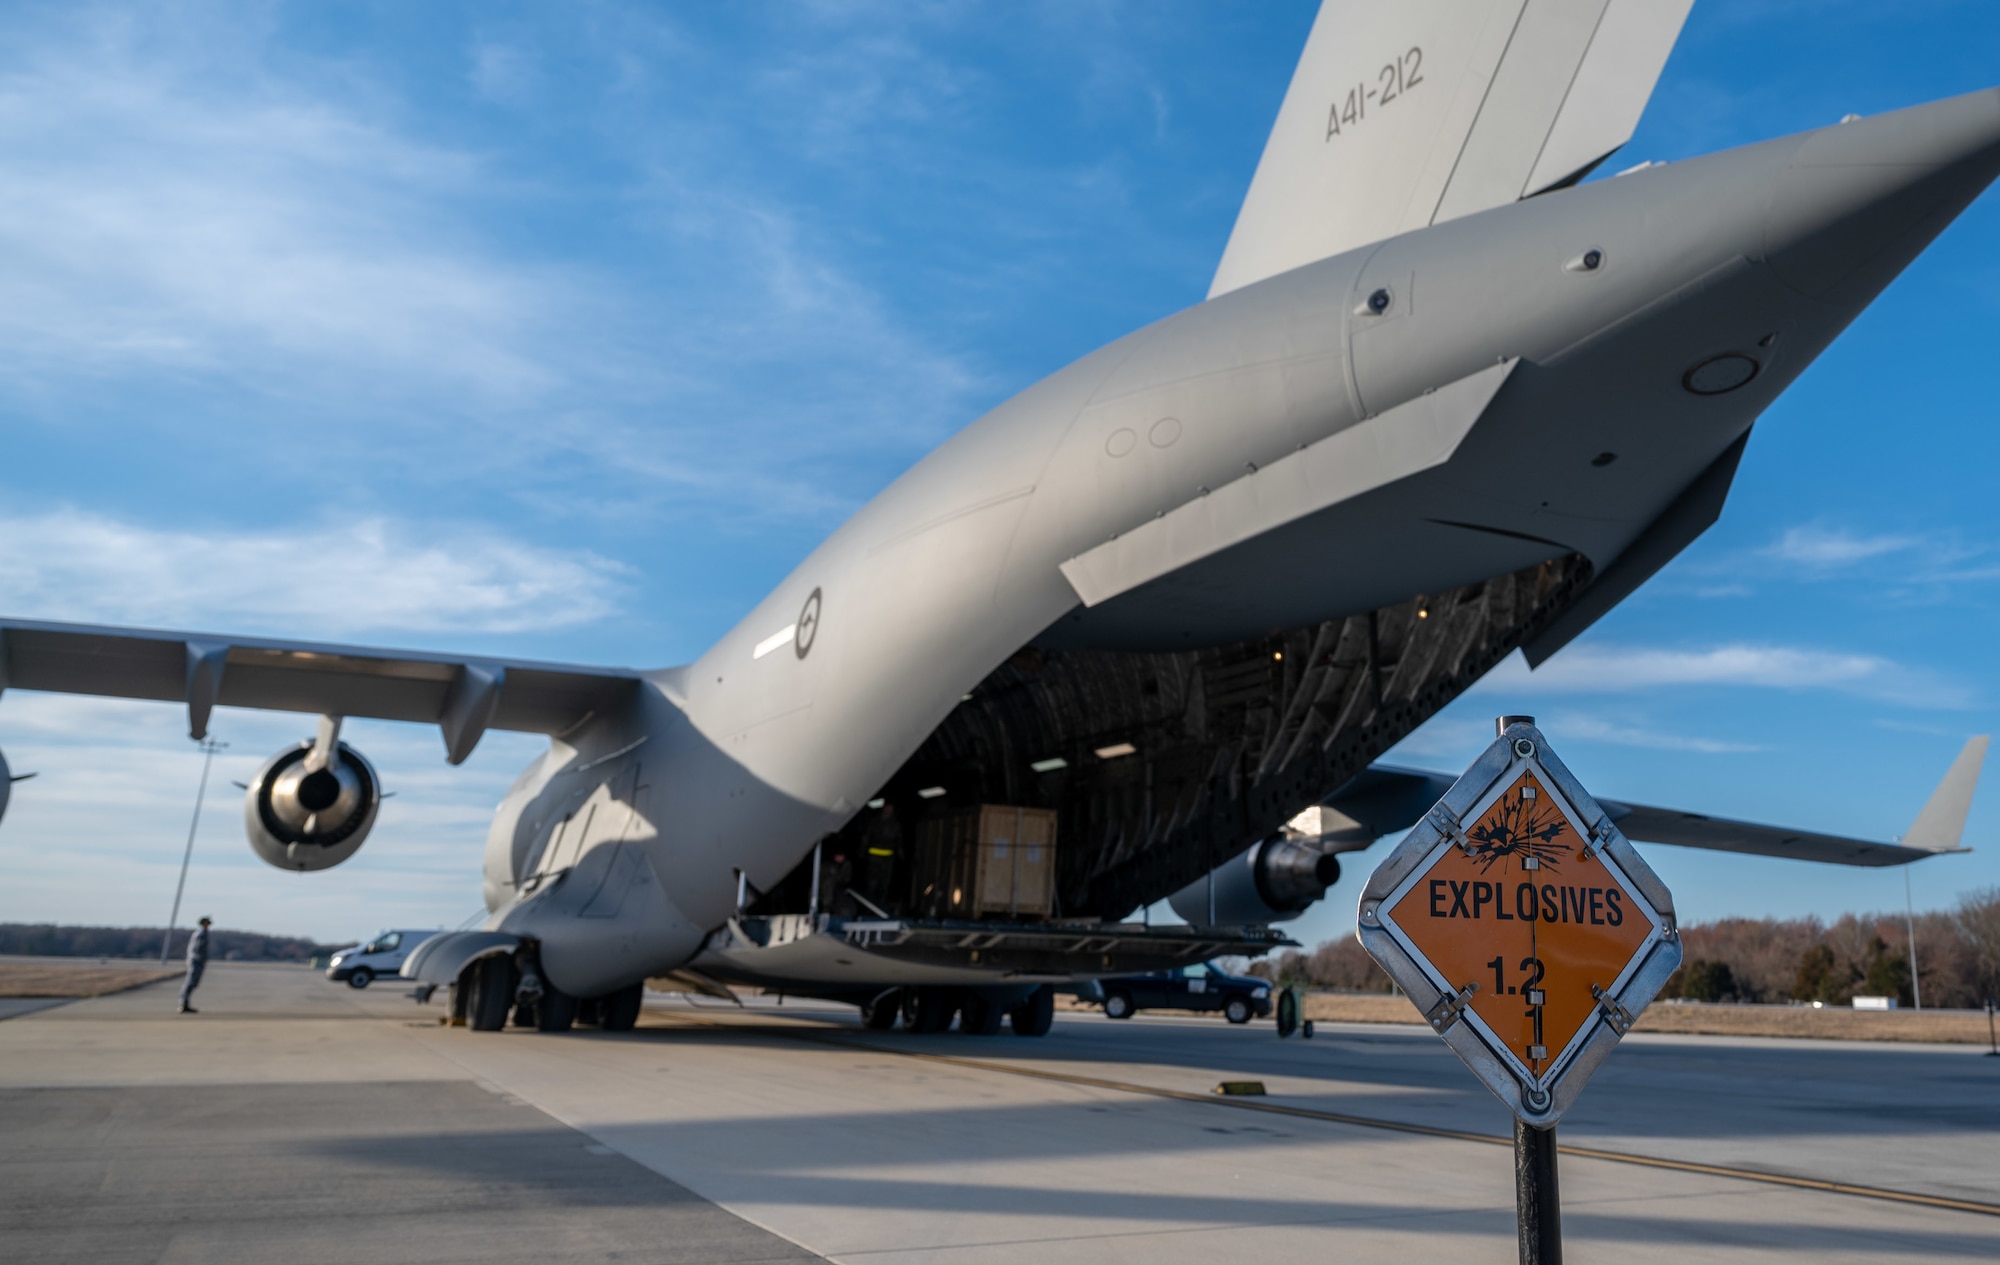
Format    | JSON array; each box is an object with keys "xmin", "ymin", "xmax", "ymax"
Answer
[
  {"xmin": 598, "ymin": 982, "xmax": 643, "ymax": 1032},
  {"xmin": 537, "ymin": 985, "xmax": 578, "ymax": 1032},
  {"xmin": 862, "ymin": 990, "xmax": 903, "ymax": 1029},
  {"xmin": 1009, "ymin": 985, "xmax": 1054, "ymax": 1037},
  {"xmin": 462, "ymin": 955, "xmax": 517, "ymax": 1032},
  {"xmin": 959, "ymin": 990, "xmax": 1006, "ymax": 1035},
  {"xmin": 907, "ymin": 987, "xmax": 957, "ymax": 1033}
]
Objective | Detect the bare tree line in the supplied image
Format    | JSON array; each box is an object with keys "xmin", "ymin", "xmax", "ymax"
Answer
[
  {"xmin": 1253, "ymin": 886, "xmax": 2000, "ymax": 1009},
  {"xmin": 0, "ymin": 922, "xmax": 335, "ymax": 962}
]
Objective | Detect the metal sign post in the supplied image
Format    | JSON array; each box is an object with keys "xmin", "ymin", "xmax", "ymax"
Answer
[{"xmin": 1358, "ymin": 717, "xmax": 1681, "ymax": 1265}]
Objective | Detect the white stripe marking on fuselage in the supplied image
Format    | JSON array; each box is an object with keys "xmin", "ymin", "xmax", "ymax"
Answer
[{"xmin": 753, "ymin": 625, "xmax": 798, "ymax": 660}]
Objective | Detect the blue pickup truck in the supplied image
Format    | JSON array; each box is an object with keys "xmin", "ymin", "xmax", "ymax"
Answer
[{"xmin": 1083, "ymin": 961, "xmax": 1273, "ymax": 1024}]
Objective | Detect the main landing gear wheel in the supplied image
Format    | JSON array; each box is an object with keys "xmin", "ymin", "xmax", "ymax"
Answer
[
  {"xmin": 599, "ymin": 982, "xmax": 644, "ymax": 1032},
  {"xmin": 537, "ymin": 986, "xmax": 578, "ymax": 1033},
  {"xmin": 1224, "ymin": 996, "xmax": 1254, "ymax": 1025},
  {"xmin": 346, "ymin": 967, "xmax": 373, "ymax": 989},
  {"xmin": 862, "ymin": 990, "xmax": 902, "ymax": 1030},
  {"xmin": 1010, "ymin": 985, "xmax": 1054, "ymax": 1037},
  {"xmin": 464, "ymin": 955, "xmax": 517, "ymax": 1033},
  {"xmin": 959, "ymin": 992, "xmax": 1005, "ymax": 1035},
  {"xmin": 910, "ymin": 988, "xmax": 957, "ymax": 1033},
  {"xmin": 1275, "ymin": 988, "xmax": 1299, "ymax": 1038},
  {"xmin": 1102, "ymin": 990, "xmax": 1134, "ymax": 1020}
]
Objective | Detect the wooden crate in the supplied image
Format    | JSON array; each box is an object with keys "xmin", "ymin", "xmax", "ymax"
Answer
[{"xmin": 913, "ymin": 805, "xmax": 1058, "ymax": 919}]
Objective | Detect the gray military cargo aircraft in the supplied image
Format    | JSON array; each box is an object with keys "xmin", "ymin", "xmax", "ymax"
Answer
[{"xmin": 1, "ymin": 1, "xmax": 1994, "ymax": 1035}]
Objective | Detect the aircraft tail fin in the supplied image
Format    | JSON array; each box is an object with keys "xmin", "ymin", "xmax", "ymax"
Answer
[
  {"xmin": 1901, "ymin": 736, "xmax": 1988, "ymax": 853},
  {"xmin": 1210, "ymin": 0, "xmax": 1694, "ymax": 299}
]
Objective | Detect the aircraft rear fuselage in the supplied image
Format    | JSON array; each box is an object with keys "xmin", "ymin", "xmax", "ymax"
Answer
[{"xmin": 487, "ymin": 90, "xmax": 2000, "ymax": 997}]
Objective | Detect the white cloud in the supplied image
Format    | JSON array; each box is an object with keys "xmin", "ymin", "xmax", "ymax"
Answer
[
  {"xmin": 1488, "ymin": 644, "xmax": 1970, "ymax": 709},
  {"xmin": 0, "ymin": 509, "xmax": 629, "ymax": 637},
  {"xmin": 0, "ymin": 21, "xmax": 580, "ymax": 405},
  {"xmin": 1386, "ymin": 709, "xmax": 1760, "ymax": 767},
  {"xmin": 0, "ymin": 4, "xmax": 992, "ymax": 529},
  {"xmin": 1542, "ymin": 714, "xmax": 1763, "ymax": 755},
  {"xmin": 469, "ymin": 38, "xmax": 542, "ymax": 107},
  {"xmin": 1763, "ymin": 525, "xmax": 1923, "ymax": 567}
]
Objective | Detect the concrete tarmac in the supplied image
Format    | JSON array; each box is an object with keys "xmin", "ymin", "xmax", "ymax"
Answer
[{"xmin": 2, "ymin": 964, "xmax": 1997, "ymax": 1263}]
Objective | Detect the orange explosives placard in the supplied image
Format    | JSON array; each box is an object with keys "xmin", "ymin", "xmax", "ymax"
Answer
[
  {"xmin": 1389, "ymin": 770, "xmax": 1651, "ymax": 1072},
  {"xmin": 1358, "ymin": 722, "xmax": 1680, "ymax": 1125}
]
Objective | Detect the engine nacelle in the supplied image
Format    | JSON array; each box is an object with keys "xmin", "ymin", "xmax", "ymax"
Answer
[
  {"xmin": 244, "ymin": 738, "xmax": 381, "ymax": 872},
  {"xmin": 1168, "ymin": 835, "xmax": 1342, "ymax": 927}
]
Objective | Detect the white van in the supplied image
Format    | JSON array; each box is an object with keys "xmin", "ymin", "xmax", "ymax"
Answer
[{"xmin": 326, "ymin": 930, "xmax": 438, "ymax": 988}]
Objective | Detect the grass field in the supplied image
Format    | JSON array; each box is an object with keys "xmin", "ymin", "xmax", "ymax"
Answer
[
  {"xmin": 1298, "ymin": 991, "xmax": 2000, "ymax": 1045},
  {"xmin": 0, "ymin": 963, "xmax": 180, "ymax": 998}
]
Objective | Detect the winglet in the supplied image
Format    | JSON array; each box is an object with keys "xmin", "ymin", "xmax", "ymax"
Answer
[{"xmin": 1902, "ymin": 736, "xmax": 1988, "ymax": 853}]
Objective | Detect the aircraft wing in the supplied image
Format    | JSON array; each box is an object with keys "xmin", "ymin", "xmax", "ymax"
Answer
[
  {"xmin": 0, "ymin": 617, "xmax": 643, "ymax": 764},
  {"xmin": 1211, "ymin": 0, "xmax": 1695, "ymax": 298},
  {"xmin": 1323, "ymin": 737, "xmax": 1988, "ymax": 868}
]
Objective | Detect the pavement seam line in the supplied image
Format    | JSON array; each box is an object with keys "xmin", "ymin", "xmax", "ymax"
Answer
[{"xmin": 654, "ymin": 1010, "xmax": 2000, "ymax": 1221}]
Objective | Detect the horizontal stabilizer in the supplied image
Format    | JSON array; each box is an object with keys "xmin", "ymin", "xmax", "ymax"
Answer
[
  {"xmin": 1328, "ymin": 742, "xmax": 1985, "ymax": 868},
  {"xmin": 1060, "ymin": 359, "xmax": 1517, "ymax": 608},
  {"xmin": 1211, "ymin": 0, "xmax": 1694, "ymax": 298},
  {"xmin": 1595, "ymin": 802, "xmax": 1949, "ymax": 869}
]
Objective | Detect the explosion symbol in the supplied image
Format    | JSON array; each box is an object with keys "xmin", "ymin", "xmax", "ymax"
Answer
[{"xmin": 1464, "ymin": 784, "xmax": 1571, "ymax": 873}]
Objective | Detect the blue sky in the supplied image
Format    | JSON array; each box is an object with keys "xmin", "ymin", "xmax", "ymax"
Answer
[{"xmin": 0, "ymin": 0, "xmax": 1997, "ymax": 947}]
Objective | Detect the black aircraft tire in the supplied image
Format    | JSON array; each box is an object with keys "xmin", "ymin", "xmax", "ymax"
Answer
[
  {"xmin": 537, "ymin": 987, "xmax": 578, "ymax": 1033},
  {"xmin": 960, "ymin": 992, "xmax": 1005, "ymax": 1035},
  {"xmin": 1275, "ymin": 988, "xmax": 1299, "ymax": 1038},
  {"xmin": 599, "ymin": 982, "xmax": 644, "ymax": 1032},
  {"xmin": 466, "ymin": 955, "xmax": 516, "ymax": 1033},
  {"xmin": 912, "ymin": 988, "xmax": 957, "ymax": 1034},
  {"xmin": 1010, "ymin": 985, "xmax": 1055, "ymax": 1037},
  {"xmin": 862, "ymin": 991, "xmax": 902, "ymax": 1030}
]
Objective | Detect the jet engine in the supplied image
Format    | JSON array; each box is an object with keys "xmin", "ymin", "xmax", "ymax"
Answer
[
  {"xmin": 1168, "ymin": 834, "xmax": 1341, "ymax": 927},
  {"xmin": 244, "ymin": 719, "xmax": 381, "ymax": 872}
]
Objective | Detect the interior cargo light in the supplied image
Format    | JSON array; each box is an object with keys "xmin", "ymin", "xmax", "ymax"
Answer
[
  {"xmin": 1030, "ymin": 757, "xmax": 1068, "ymax": 772},
  {"xmin": 1095, "ymin": 742, "xmax": 1137, "ymax": 759}
]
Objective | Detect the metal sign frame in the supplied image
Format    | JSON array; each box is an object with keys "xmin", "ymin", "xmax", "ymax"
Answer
[{"xmin": 1357, "ymin": 720, "xmax": 1682, "ymax": 1126}]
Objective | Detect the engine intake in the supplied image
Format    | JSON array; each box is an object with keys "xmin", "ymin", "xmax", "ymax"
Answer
[{"xmin": 244, "ymin": 726, "xmax": 380, "ymax": 872}]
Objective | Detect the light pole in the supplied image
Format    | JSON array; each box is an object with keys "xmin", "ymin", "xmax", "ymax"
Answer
[
  {"xmin": 160, "ymin": 737, "xmax": 226, "ymax": 964},
  {"xmin": 1904, "ymin": 867, "xmax": 1922, "ymax": 1012}
]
